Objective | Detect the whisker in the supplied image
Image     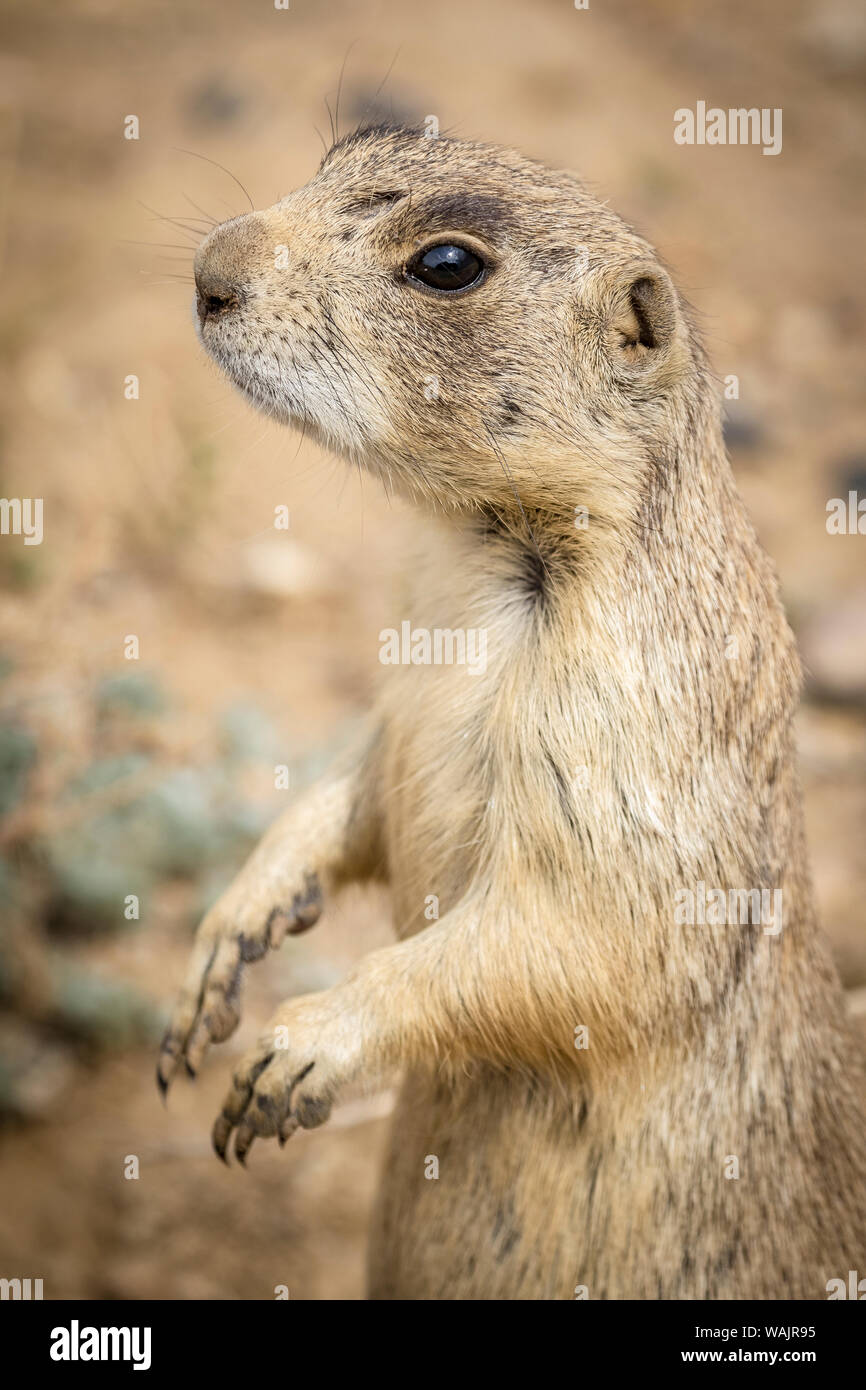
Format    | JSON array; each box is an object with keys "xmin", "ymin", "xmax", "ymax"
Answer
[
  {"xmin": 137, "ymin": 201, "xmax": 202, "ymax": 243},
  {"xmin": 305, "ymin": 331, "xmax": 362, "ymax": 439},
  {"xmin": 149, "ymin": 215, "xmax": 213, "ymax": 229},
  {"xmin": 172, "ymin": 147, "xmax": 255, "ymax": 212},
  {"xmin": 334, "ymin": 42, "xmax": 357, "ymax": 143},
  {"xmin": 183, "ymin": 194, "xmax": 218, "ymax": 227},
  {"xmin": 324, "ymin": 95, "xmax": 337, "ymax": 148},
  {"xmin": 121, "ymin": 240, "xmax": 196, "ymax": 251},
  {"xmin": 356, "ymin": 46, "xmax": 403, "ymax": 133}
]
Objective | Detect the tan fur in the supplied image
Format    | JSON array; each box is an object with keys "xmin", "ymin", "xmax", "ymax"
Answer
[{"xmin": 159, "ymin": 126, "xmax": 866, "ymax": 1299}]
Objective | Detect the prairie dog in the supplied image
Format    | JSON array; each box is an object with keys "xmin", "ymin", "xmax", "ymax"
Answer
[{"xmin": 158, "ymin": 125, "xmax": 866, "ymax": 1299}]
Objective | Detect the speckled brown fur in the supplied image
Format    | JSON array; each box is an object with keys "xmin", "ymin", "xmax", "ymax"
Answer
[{"xmin": 159, "ymin": 126, "xmax": 865, "ymax": 1299}]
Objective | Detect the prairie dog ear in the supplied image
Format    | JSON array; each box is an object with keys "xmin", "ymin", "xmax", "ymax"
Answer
[{"xmin": 609, "ymin": 264, "xmax": 685, "ymax": 378}]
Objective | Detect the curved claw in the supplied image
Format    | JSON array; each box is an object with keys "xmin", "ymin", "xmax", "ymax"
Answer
[
  {"xmin": 212, "ymin": 1113, "xmax": 234, "ymax": 1164},
  {"xmin": 156, "ymin": 1033, "xmax": 183, "ymax": 1096},
  {"xmin": 278, "ymin": 1114, "xmax": 300, "ymax": 1147},
  {"xmin": 156, "ymin": 1060, "xmax": 170, "ymax": 1103},
  {"xmin": 234, "ymin": 1122, "xmax": 256, "ymax": 1166},
  {"xmin": 156, "ymin": 874, "xmax": 324, "ymax": 1098}
]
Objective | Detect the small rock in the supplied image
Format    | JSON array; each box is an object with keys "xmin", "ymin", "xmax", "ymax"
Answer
[{"xmin": 238, "ymin": 535, "xmax": 332, "ymax": 599}]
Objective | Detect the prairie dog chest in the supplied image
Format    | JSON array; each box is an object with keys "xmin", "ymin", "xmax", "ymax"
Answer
[{"xmin": 375, "ymin": 520, "xmax": 554, "ymax": 928}]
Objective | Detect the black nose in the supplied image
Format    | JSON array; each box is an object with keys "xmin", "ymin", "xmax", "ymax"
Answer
[{"xmin": 194, "ymin": 270, "xmax": 242, "ymax": 327}]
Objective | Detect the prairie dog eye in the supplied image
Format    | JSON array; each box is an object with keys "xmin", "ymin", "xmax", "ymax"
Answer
[{"xmin": 405, "ymin": 243, "xmax": 485, "ymax": 292}]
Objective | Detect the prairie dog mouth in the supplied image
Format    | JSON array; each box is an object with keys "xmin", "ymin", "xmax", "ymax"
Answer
[{"xmin": 194, "ymin": 281, "xmax": 379, "ymax": 454}]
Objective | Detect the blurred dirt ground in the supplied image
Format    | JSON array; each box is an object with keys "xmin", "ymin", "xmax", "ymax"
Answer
[{"xmin": 0, "ymin": 0, "xmax": 864, "ymax": 1298}]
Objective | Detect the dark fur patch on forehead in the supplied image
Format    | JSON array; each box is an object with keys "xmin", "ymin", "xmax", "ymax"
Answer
[
  {"xmin": 386, "ymin": 193, "xmax": 522, "ymax": 247},
  {"xmin": 391, "ymin": 192, "xmax": 519, "ymax": 242}
]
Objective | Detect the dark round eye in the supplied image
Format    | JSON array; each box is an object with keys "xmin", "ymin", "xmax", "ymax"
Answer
[{"xmin": 406, "ymin": 243, "xmax": 485, "ymax": 292}]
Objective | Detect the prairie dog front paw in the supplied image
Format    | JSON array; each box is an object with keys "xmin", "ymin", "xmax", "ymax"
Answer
[
  {"xmin": 211, "ymin": 990, "xmax": 363, "ymax": 1164},
  {"xmin": 156, "ymin": 868, "xmax": 323, "ymax": 1094}
]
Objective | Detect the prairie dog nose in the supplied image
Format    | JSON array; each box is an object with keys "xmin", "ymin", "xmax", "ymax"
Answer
[
  {"xmin": 193, "ymin": 213, "xmax": 265, "ymax": 325},
  {"xmin": 194, "ymin": 267, "xmax": 242, "ymax": 326}
]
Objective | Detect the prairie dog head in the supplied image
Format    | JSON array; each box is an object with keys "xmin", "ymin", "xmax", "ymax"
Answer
[{"xmin": 194, "ymin": 125, "xmax": 700, "ymax": 522}]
